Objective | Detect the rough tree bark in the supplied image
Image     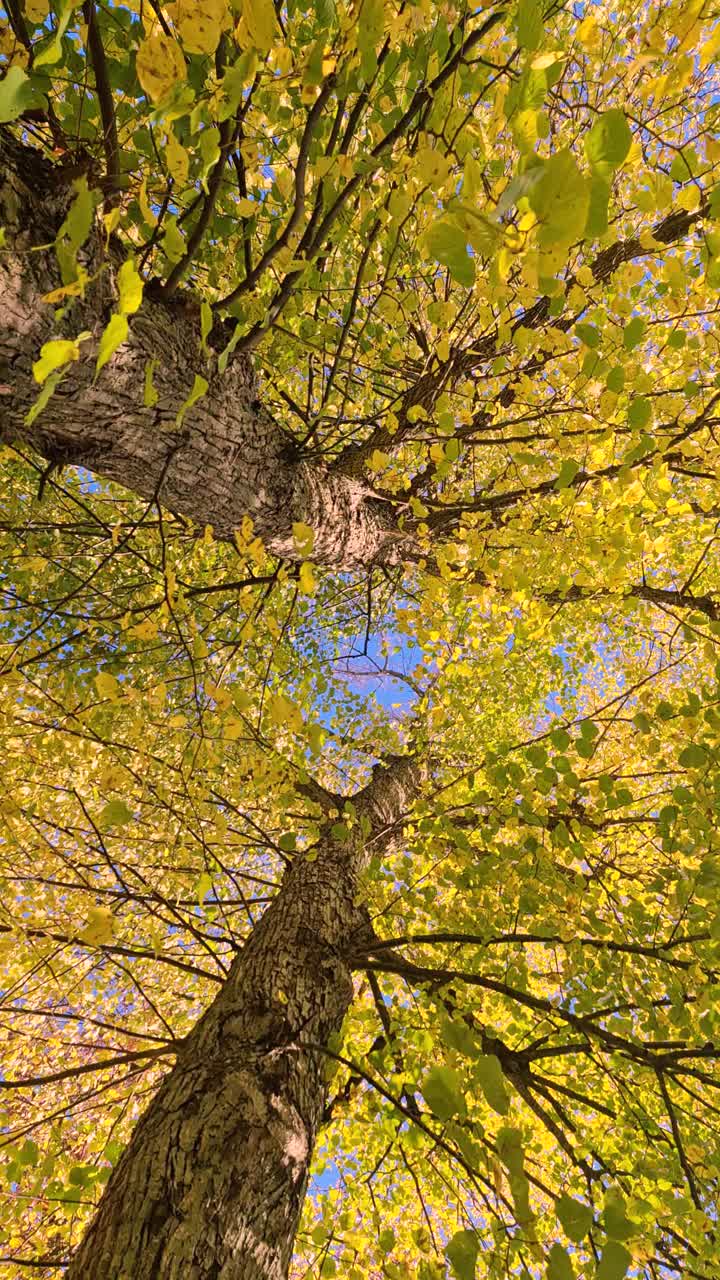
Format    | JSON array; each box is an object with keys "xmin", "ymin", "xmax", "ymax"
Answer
[
  {"xmin": 0, "ymin": 134, "xmax": 411, "ymax": 570},
  {"xmin": 64, "ymin": 756, "xmax": 425, "ymax": 1280}
]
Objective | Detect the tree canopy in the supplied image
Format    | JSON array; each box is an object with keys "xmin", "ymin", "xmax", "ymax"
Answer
[{"xmin": 1, "ymin": 0, "xmax": 720, "ymax": 1277}]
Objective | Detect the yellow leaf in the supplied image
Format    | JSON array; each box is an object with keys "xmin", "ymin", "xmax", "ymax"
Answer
[
  {"xmin": 436, "ymin": 336, "xmax": 450, "ymax": 362},
  {"xmin": 165, "ymin": 129, "xmax": 189, "ymax": 184},
  {"xmin": 369, "ymin": 449, "xmax": 389, "ymax": 472},
  {"xmin": 32, "ymin": 338, "xmax": 80, "ymax": 384},
  {"xmin": 136, "ymin": 33, "xmax": 186, "ymax": 104},
  {"xmin": 171, "ymin": 0, "xmax": 230, "ymax": 54},
  {"xmin": 78, "ymin": 906, "xmax": 115, "ymax": 946},
  {"xmin": 292, "ymin": 521, "xmax": 314, "ymax": 556},
  {"xmin": 96, "ymin": 314, "xmax": 129, "ymax": 377},
  {"xmin": 268, "ymin": 693, "xmax": 303, "ymax": 732},
  {"xmin": 130, "ymin": 618, "xmax": 159, "ymax": 640},
  {"xmin": 103, "ymin": 206, "xmax": 121, "ymax": 237},
  {"xmin": 241, "ymin": 0, "xmax": 278, "ymax": 53},
  {"xmin": 299, "ymin": 562, "xmax": 316, "ymax": 594},
  {"xmin": 25, "ymin": 0, "xmax": 49, "ymax": 20},
  {"xmin": 95, "ymin": 671, "xmax": 120, "ymax": 699},
  {"xmin": 117, "ymin": 257, "xmax": 144, "ymax": 315},
  {"xmin": 42, "ymin": 272, "xmax": 88, "ymax": 304},
  {"xmin": 414, "ymin": 145, "xmax": 450, "ymax": 188}
]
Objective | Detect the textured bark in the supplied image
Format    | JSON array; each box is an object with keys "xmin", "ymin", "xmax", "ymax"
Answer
[
  {"xmin": 65, "ymin": 756, "xmax": 425, "ymax": 1280},
  {"xmin": 0, "ymin": 134, "xmax": 410, "ymax": 569}
]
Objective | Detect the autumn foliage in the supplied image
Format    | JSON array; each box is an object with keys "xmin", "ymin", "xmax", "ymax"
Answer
[{"xmin": 1, "ymin": 0, "xmax": 720, "ymax": 1276}]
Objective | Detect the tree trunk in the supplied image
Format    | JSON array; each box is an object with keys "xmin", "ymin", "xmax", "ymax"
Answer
[
  {"xmin": 0, "ymin": 134, "xmax": 410, "ymax": 570},
  {"xmin": 66, "ymin": 757, "xmax": 424, "ymax": 1279}
]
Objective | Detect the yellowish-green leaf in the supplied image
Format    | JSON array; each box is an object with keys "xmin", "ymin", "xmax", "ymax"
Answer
[
  {"xmin": 196, "ymin": 871, "xmax": 213, "ymax": 904},
  {"xmin": 96, "ymin": 314, "xmax": 129, "ymax": 377},
  {"xmin": 161, "ymin": 218, "xmax": 186, "ymax": 263},
  {"xmin": 144, "ymin": 359, "xmax": 159, "ymax": 407},
  {"xmin": 529, "ymin": 150, "xmax": 589, "ymax": 248},
  {"xmin": 200, "ymin": 302, "xmax": 213, "ymax": 352},
  {"xmin": 176, "ymin": 374, "xmax": 209, "ymax": 426}
]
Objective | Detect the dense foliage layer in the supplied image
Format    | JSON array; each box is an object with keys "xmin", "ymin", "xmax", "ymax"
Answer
[{"xmin": 1, "ymin": 0, "xmax": 720, "ymax": 1276}]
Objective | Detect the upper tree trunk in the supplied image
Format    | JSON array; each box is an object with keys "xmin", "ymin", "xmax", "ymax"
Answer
[
  {"xmin": 0, "ymin": 134, "xmax": 410, "ymax": 570},
  {"xmin": 65, "ymin": 757, "xmax": 425, "ymax": 1280}
]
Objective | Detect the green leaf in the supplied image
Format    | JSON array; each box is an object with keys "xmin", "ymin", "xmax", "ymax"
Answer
[
  {"xmin": 496, "ymin": 1126, "xmax": 524, "ymax": 1174},
  {"xmin": 555, "ymin": 459, "xmax": 580, "ymax": 489},
  {"xmin": 425, "ymin": 220, "xmax": 475, "ymax": 287},
  {"xmin": 585, "ymin": 110, "xmax": 632, "ymax": 172},
  {"xmin": 99, "ymin": 799, "xmax": 133, "ymax": 829},
  {"xmin": 18, "ymin": 1140, "xmax": 39, "ymax": 1167},
  {"xmin": 0, "ymin": 66, "xmax": 47, "ymax": 123},
  {"xmin": 576, "ymin": 324, "xmax": 600, "ymax": 348},
  {"xmin": 378, "ymin": 1227, "xmax": 395, "ymax": 1252},
  {"xmin": 421, "ymin": 1065, "xmax": 466, "ymax": 1121},
  {"xmin": 25, "ymin": 370, "xmax": 65, "ymax": 426},
  {"xmin": 585, "ymin": 174, "xmax": 610, "ymax": 239},
  {"xmin": 627, "ymin": 397, "xmax": 651, "ymax": 429},
  {"xmin": 670, "ymin": 147, "xmax": 700, "ymax": 183},
  {"xmin": 516, "ymin": 0, "xmax": 543, "ymax": 50},
  {"xmin": 475, "ymin": 1054, "xmax": 509, "ymax": 1115},
  {"xmin": 679, "ymin": 743, "xmax": 708, "ymax": 769},
  {"xmin": 529, "ymin": 150, "xmax": 589, "ymax": 248},
  {"xmin": 440, "ymin": 1017, "xmax": 477, "ymax": 1057},
  {"xmin": 200, "ymin": 301, "xmax": 213, "ymax": 352},
  {"xmin": 547, "ymin": 1243, "xmax": 575, "ymax": 1280},
  {"xmin": 556, "ymin": 1193, "xmax": 593, "ymax": 1242},
  {"xmin": 161, "ymin": 218, "xmax": 186, "ymax": 264},
  {"xmin": 446, "ymin": 1228, "xmax": 478, "ymax": 1280},
  {"xmin": 602, "ymin": 1202, "xmax": 636, "ymax": 1241},
  {"xmin": 596, "ymin": 1241, "xmax": 631, "ymax": 1280},
  {"xmin": 623, "ymin": 317, "xmax": 646, "ymax": 350},
  {"xmin": 176, "ymin": 374, "xmax": 209, "ymax": 426},
  {"xmin": 144, "ymin": 359, "xmax": 159, "ymax": 407},
  {"xmin": 96, "ymin": 314, "xmax": 129, "ymax": 377}
]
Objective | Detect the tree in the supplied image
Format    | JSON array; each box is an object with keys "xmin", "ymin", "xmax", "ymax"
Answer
[{"xmin": 0, "ymin": 0, "xmax": 719, "ymax": 1276}]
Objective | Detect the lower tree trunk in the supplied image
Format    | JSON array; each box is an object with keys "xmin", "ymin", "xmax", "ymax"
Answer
[
  {"xmin": 66, "ymin": 839, "xmax": 363, "ymax": 1280},
  {"xmin": 66, "ymin": 758, "xmax": 424, "ymax": 1278}
]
